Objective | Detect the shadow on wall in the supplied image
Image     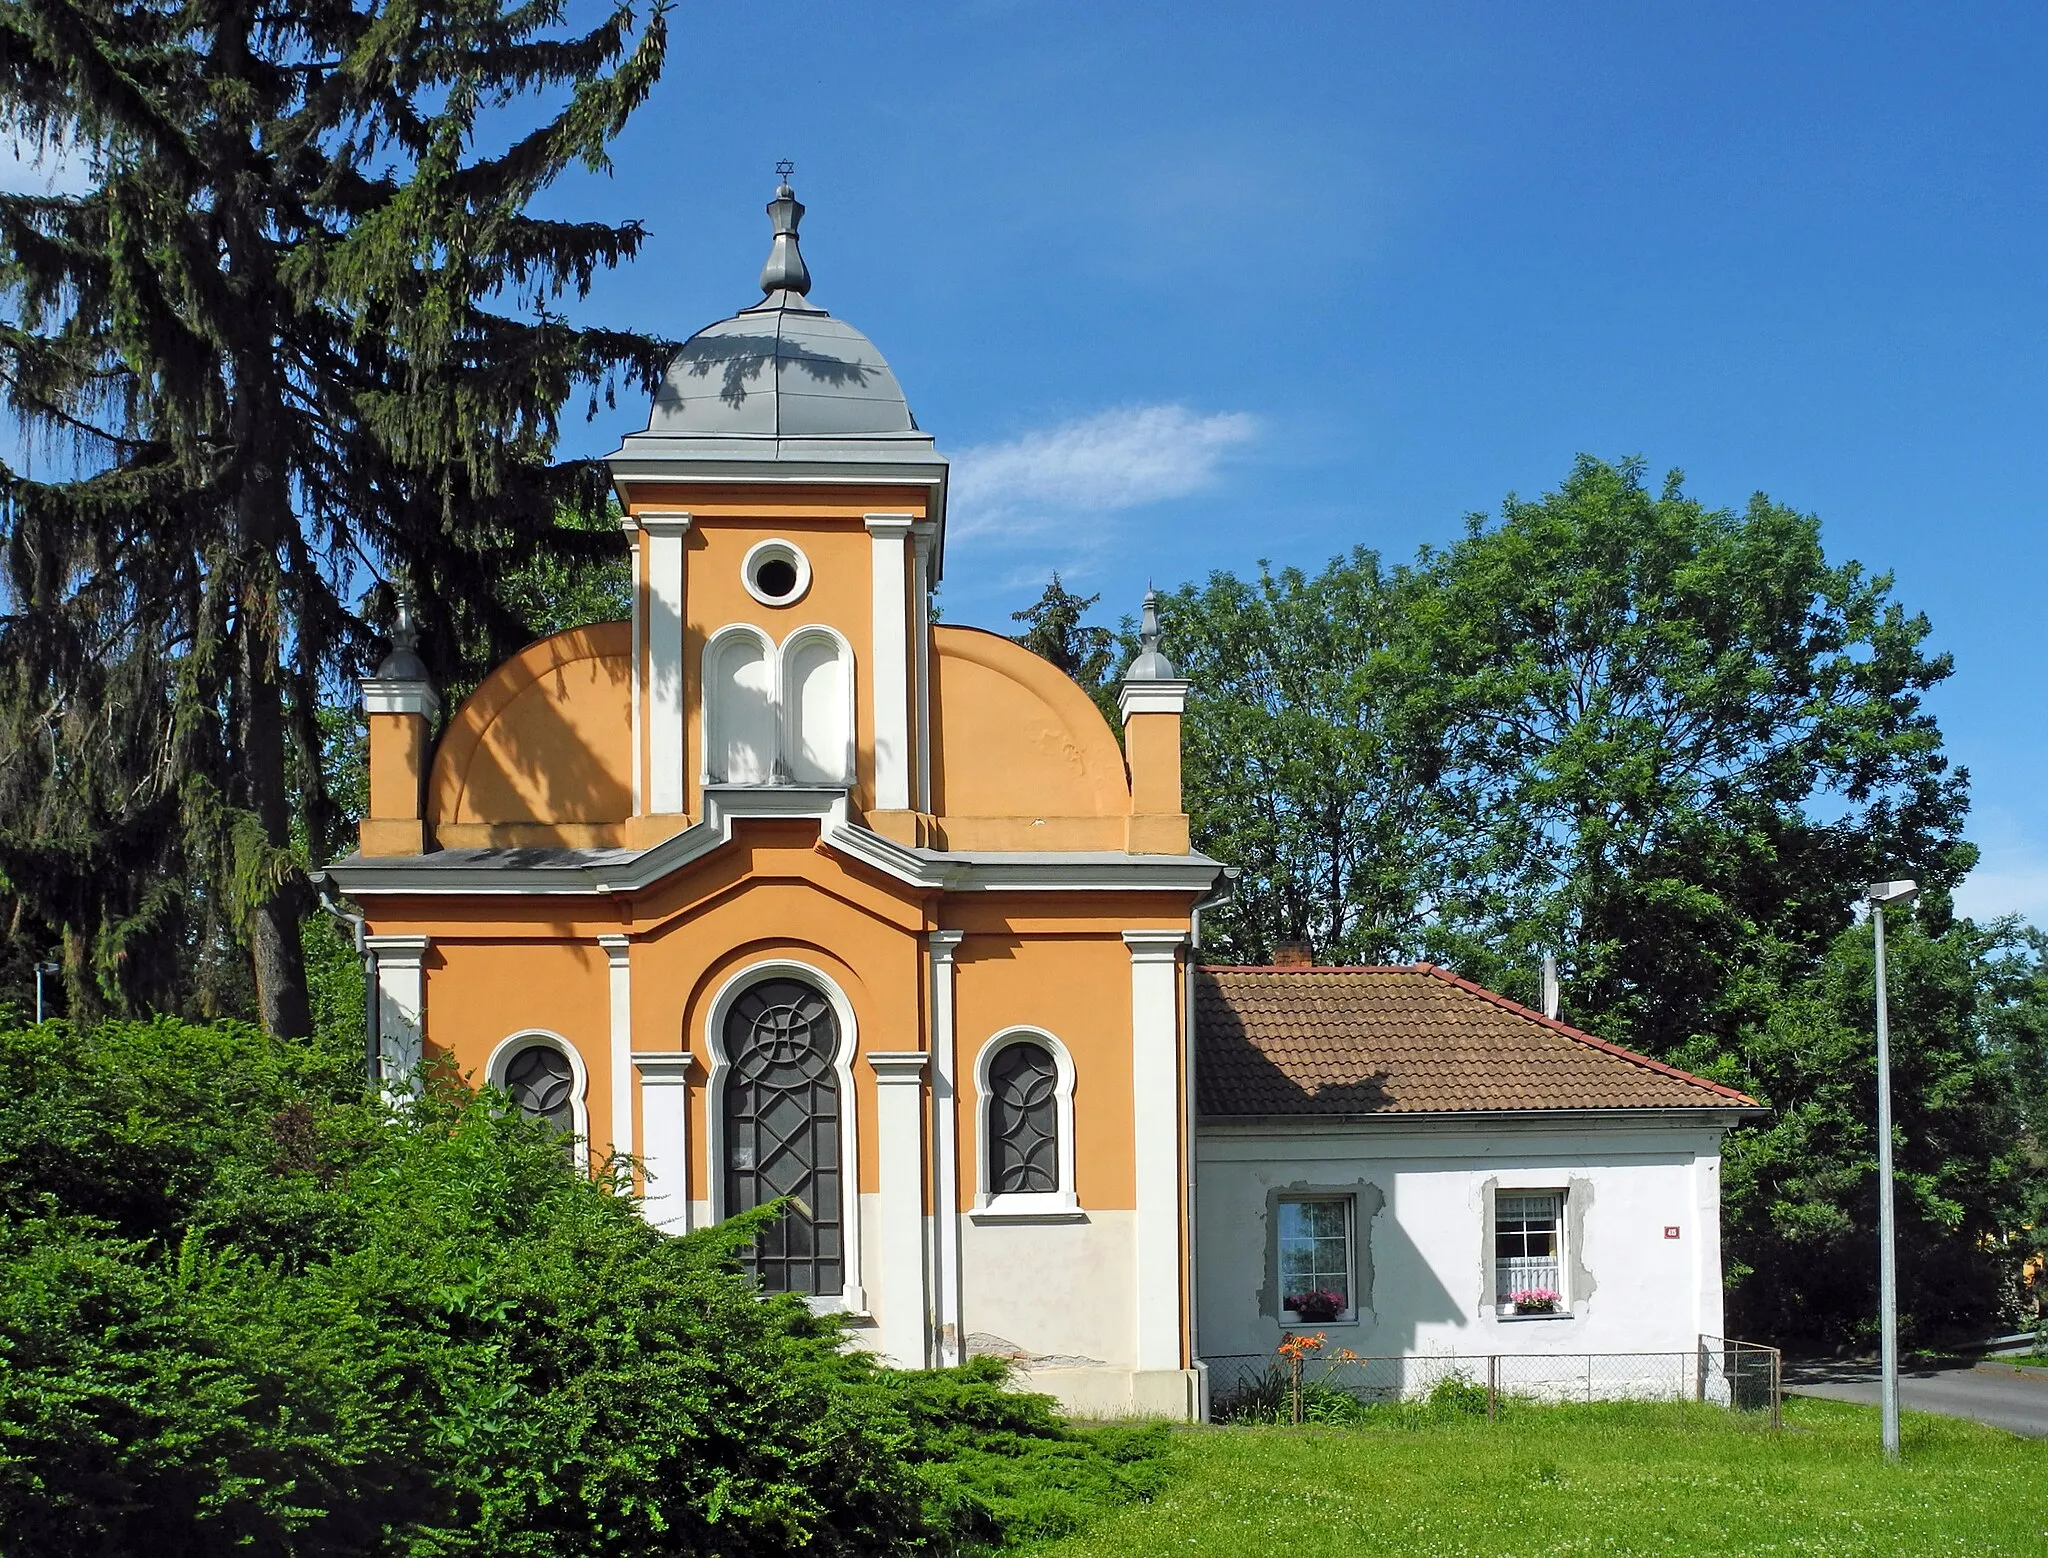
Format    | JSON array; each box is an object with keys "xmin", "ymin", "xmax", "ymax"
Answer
[{"xmin": 435, "ymin": 629, "xmax": 634, "ymax": 830}]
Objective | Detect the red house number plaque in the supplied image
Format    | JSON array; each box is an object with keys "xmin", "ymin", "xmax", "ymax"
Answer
[{"xmin": 1664, "ymin": 1226, "xmax": 1681, "ymax": 1239}]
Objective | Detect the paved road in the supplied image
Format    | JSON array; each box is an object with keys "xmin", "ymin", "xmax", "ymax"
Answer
[{"xmin": 1786, "ymin": 1361, "xmax": 2048, "ymax": 1438}]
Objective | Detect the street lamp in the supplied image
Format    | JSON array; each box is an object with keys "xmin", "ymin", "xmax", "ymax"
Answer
[
  {"xmin": 33, "ymin": 962, "xmax": 59, "ymax": 1026},
  {"xmin": 1867, "ymin": 878, "xmax": 1918, "ymax": 1460}
]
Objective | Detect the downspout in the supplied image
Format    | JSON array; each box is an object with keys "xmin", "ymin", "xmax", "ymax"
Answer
[
  {"xmin": 310, "ymin": 870, "xmax": 378, "ymax": 1090},
  {"xmin": 1184, "ymin": 865, "xmax": 1238, "ymax": 1419}
]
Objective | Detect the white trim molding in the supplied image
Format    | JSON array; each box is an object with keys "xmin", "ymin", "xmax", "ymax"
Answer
[
  {"xmin": 701, "ymin": 958, "xmax": 866, "ymax": 1316},
  {"xmin": 741, "ymin": 537, "xmax": 813, "ymax": 607},
  {"xmin": 365, "ymin": 934, "xmax": 430, "ymax": 1096},
  {"xmin": 778, "ymin": 623, "xmax": 857, "ymax": 785},
  {"xmin": 632, "ymin": 1050, "xmax": 699, "ymax": 1232},
  {"xmin": 1117, "ymin": 679, "xmax": 1191, "ymax": 721},
  {"xmin": 927, "ymin": 932, "xmax": 966, "ymax": 1365},
  {"xmin": 598, "ymin": 934, "xmax": 633, "ymax": 1160},
  {"xmin": 868, "ymin": 1049, "xmax": 931, "ymax": 1367},
  {"xmin": 361, "ymin": 679, "xmax": 441, "ymax": 720},
  {"xmin": 619, "ymin": 514, "xmax": 644, "ymax": 816},
  {"xmin": 640, "ymin": 511, "xmax": 690, "ymax": 814},
  {"xmin": 1125, "ymin": 929, "xmax": 1187, "ymax": 1371},
  {"xmin": 865, "ymin": 513, "xmax": 915, "ymax": 809},
  {"xmin": 912, "ymin": 522, "xmax": 936, "ymax": 814},
  {"xmin": 484, "ymin": 1027, "xmax": 591, "ymax": 1170},
  {"xmin": 969, "ymin": 1026, "xmax": 1081, "ymax": 1222}
]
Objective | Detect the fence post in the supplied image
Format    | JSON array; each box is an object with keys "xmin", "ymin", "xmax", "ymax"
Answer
[
  {"xmin": 1487, "ymin": 1355, "xmax": 1498, "ymax": 1422},
  {"xmin": 1291, "ymin": 1350, "xmax": 1302, "ymax": 1426},
  {"xmin": 1696, "ymin": 1335, "xmax": 1707, "ymax": 1403},
  {"xmin": 1586, "ymin": 1353, "xmax": 1593, "ymax": 1403},
  {"xmin": 1770, "ymin": 1347, "xmax": 1782, "ymax": 1431}
]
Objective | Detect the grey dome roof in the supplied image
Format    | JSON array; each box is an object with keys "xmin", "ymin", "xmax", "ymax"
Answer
[
  {"xmin": 647, "ymin": 300, "xmax": 916, "ymax": 437},
  {"xmin": 645, "ymin": 178, "xmax": 916, "ymax": 438}
]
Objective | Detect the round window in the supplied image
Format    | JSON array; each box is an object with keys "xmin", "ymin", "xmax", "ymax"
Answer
[{"xmin": 742, "ymin": 539, "xmax": 811, "ymax": 607}]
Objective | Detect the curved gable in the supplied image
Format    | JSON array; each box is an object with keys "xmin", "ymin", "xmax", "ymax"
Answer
[
  {"xmin": 929, "ymin": 625, "xmax": 1130, "ymax": 819},
  {"xmin": 428, "ymin": 623, "xmax": 632, "ymax": 828}
]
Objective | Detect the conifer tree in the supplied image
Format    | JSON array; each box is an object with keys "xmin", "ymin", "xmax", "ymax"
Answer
[{"xmin": 0, "ymin": 0, "xmax": 670, "ymax": 1030}]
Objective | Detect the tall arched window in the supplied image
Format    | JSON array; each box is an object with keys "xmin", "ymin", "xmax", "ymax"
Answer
[
  {"xmin": 704, "ymin": 627, "xmax": 777, "ymax": 784},
  {"xmin": 721, "ymin": 976, "xmax": 843, "ymax": 1296},
  {"xmin": 972, "ymin": 1028, "xmax": 1080, "ymax": 1220},
  {"xmin": 782, "ymin": 630, "xmax": 852, "ymax": 784}
]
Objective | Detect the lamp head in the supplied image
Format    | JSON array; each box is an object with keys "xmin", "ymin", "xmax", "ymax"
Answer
[{"xmin": 1866, "ymin": 879, "xmax": 1919, "ymax": 907}]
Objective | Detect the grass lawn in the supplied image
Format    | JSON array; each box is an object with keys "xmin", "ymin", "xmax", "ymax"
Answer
[{"xmin": 1023, "ymin": 1398, "xmax": 2048, "ymax": 1556}]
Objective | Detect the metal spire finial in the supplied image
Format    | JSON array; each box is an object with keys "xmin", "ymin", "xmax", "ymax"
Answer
[
  {"xmin": 758, "ymin": 166, "xmax": 811, "ymax": 299},
  {"xmin": 375, "ymin": 589, "xmax": 431, "ymax": 681},
  {"xmin": 1123, "ymin": 588, "xmax": 1179, "ymax": 681}
]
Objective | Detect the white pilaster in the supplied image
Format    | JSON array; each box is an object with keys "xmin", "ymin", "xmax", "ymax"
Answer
[
  {"xmin": 1693, "ymin": 1148, "xmax": 1726, "ymax": 1336},
  {"xmin": 366, "ymin": 934, "xmax": 430, "ymax": 1096},
  {"xmin": 912, "ymin": 523, "xmax": 936, "ymax": 814},
  {"xmin": 641, "ymin": 512, "xmax": 690, "ymax": 815},
  {"xmin": 1125, "ymin": 930, "xmax": 1187, "ymax": 1372},
  {"xmin": 865, "ymin": 514, "xmax": 914, "ymax": 810},
  {"xmin": 868, "ymin": 1050, "xmax": 930, "ymax": 1367},
  {"xmin": 619, "ymin": 516, "xmax": 644, "ymax": 815},
  {"xmin": 632, "ymin": 1051, "xmax": 698, "ymax": 1232},
  {"xmin": 928, "ymin": 931, "xmax": 965, "ymax": 1366},
  {"xmin": 599, "ymin": 935, "xmax": 633, "ymax": 1159}
]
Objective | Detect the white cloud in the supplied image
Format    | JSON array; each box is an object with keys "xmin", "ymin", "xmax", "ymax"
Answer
[{"xmin": 950, "ymin": 403, "xmax": 1259, "ymax": 538}]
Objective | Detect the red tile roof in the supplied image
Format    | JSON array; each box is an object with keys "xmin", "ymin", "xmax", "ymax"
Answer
[{"xmin": 1196, "ymin": 963, "xmax": 1757, "ymax": 1118}]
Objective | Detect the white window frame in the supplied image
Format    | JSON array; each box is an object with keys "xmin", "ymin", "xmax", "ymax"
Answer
[
  {"xmin": 741, "ymin": 537, "xmax": 813, "ymax": 608},
  {"xmin": 700, "ymin": 622, "xmax": 856, "ymax": 787},
  {"xmin": 1276, "ymin": 1194, "xmax": 1358, "ymax": 1324},
  {"xmin": 484, "ymin": 1028, "xmax": 590, "ymax": 1171},
  {"xmin": 968, "ymin": 1026, "xmax": 1081, "ymax": 1223},
  {"xmin": 1493, "ymin": 1187, "xmax": 1571, "ymax": 1318},
  {"xmin": 701, "ymin": 958, "xmax": 866, "ymax": 1316}
]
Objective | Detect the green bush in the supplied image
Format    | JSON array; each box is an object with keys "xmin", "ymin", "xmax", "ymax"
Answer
[{"xmin": 0, "ymin": 1017, "xmax": 1167, "ymax": 1554}]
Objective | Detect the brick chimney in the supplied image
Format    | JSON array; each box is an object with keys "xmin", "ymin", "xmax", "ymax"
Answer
[{"xmin": 1272, "ymin": 941, "xmax": 1315, "ymax": 968}]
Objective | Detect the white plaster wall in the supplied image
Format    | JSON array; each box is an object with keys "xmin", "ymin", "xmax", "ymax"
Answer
[
  {"xmin": 960, "ymin": 1210, "xmax": 1137, "ymax": 1369},
  {"xmin": 1195, "ymin": 1120, "xmax": 1730, "ymax": 1365}
]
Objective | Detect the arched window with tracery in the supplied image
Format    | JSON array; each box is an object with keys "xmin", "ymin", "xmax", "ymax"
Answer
[
  {"xmin": 987, "ymin": 1040, "xmax": 1058, "ymax": 1194},
  {"xmin": 488, "ymin": 1032, "xmax": 587, "ymax": 1165},
  {"xmin": 721, "ymin": 976, "xmax": 843, "ymax": 1295},
  {"xmin": 973, "ymin": 1029, "xmax": 1078, "ymax": 1218}
]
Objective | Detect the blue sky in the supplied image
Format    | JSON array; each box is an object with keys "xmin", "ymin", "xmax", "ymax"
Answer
[{"xmin": 6, "ymin": 2, "xmax": 2044, "ymax": 916}]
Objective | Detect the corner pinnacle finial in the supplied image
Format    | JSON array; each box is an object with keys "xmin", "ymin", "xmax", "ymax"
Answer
[
  {"xmin": 759, "ymin": 165, "xmax": 811, "ymax": 299},
  {"xmin": 375, "ymin": 589, "xmax": 431, "ymax": 682},
  {"xmin": 1123, "ymin": 588, "xmax": 1179, "ymax": 681}
]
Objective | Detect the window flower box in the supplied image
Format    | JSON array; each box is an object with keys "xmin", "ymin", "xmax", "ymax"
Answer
[
  {"xmin": 1284, "ymin": 1287, "xmax": 1347, "ymax": 1323},
  {"xmin": 1510, "ymin": 1287, "xmax": 1562, "ymax": 1315}
]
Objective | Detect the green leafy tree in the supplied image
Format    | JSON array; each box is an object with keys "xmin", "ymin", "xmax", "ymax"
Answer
[
  {"xmin": 1146, "ymin": 553, "xmax": 1446, "ymax": 963},
  {"xmin": 0, "ymin": 1014, "xmax": 1170, "ymax": 1552},
  {"xmin": 1397, "ymin": 455, "xmax": 1970, "ymax": 1048},
  {"xmin": 0, "ymin": 0, "xmax": 671, "ymax": 1032},
  {"xmin": 1678, "ymin": 902, "xmax": 2048, "ymax": 1343}
]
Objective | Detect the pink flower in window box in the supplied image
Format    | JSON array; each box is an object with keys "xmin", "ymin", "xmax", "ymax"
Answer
[
  {"xmin": 1285, "ymin": 1287, "xmax": 1346, "ymax": 1322},
  {"xmin": 1510, "ymin": 1287, "xmax": 1562, "ymax": 1314}
]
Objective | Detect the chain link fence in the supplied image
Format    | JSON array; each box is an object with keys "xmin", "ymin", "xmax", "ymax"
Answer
[{"xmin": 1204, "ymin": 1335, "xmax": 1781, "ymax": 1426}]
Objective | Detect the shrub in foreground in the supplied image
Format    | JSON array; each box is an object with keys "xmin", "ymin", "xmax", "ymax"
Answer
[{"xmin": 0, "ymin": 1018, "xmax": 1166, "ymax": 1554}]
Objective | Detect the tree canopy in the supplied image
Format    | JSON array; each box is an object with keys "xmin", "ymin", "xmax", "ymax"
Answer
[{"xmin": 0, "ymin": 0, "xmax": 670, "ymax": 1032}]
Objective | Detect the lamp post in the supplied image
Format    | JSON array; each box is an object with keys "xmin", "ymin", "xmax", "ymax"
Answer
[
  {"xmin": 1867, "ymin": 878, "xmax": 1918, "ymax": 1460},
  {"xmin": 33, "ymin": 962, "xmax": 58, "ymax": 1026}
]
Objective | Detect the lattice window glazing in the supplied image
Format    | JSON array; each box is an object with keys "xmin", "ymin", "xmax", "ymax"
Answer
[
  {"xmin": 1495, "ymin": 1191, "xmax": 1564, "ymax": 1303},
  {"xmin": 987, "ymin": 1041, "xmax": 1059, "ymax": 1195},
  {"xmin": 504, "ymin": 1043, "xmax": 576, "ymax": 1137},
  {"xmin": 1277, "ymin": 1197, "xmax": 1352, "ymax": 1314},
  {"xmin": 722, "ymin": 978, "xmax": 842, "ymax": 1296}
]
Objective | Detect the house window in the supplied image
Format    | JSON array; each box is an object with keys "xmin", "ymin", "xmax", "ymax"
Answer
[
  {"xmin": 1494, "ymin": 1191, "xmax": 1566, "ymax": 1310},
  {"xmin": 1278, "ymin": 1197, "xmax": 1354, "ymax": 1322},
  {"xmin": 485, "ymin": 1031, "xmax": 588, "ymax": 1168}
]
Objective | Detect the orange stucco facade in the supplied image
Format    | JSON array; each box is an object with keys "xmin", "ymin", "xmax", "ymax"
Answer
[{"xmin": 333, "ymin": 187, "xmax": 1218, "ymax": 1414}]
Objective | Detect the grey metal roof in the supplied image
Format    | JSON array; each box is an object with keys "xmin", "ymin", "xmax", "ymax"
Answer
[
  {"xmin": 1122, "ymin": 590, "xmax": 1180, "ymax": 681},
  {"xmin": 643, "ymin": 178, "xmax": 916, "ymax": 440},
  {"xmin": 647, "ymin": 302, "xmax": 916, "ymax": 438}
]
